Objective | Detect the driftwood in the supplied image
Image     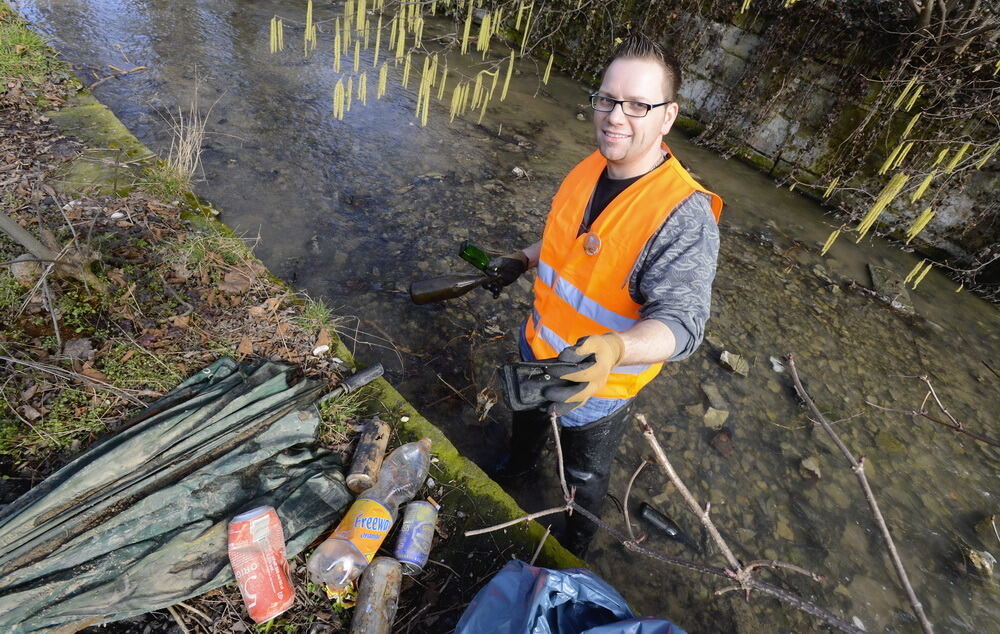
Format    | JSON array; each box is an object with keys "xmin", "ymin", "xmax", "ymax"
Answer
[{"xmin": 0, "ymin": 211, "xmax": 107, "ymax": 295}]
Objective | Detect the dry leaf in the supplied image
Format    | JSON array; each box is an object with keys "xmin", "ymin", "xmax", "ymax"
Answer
[
  {"xmin": 264, "ymin": 297, "xmax": 282, "ymax": 312},
  {"xmin": 276, "ymin": 321, "xmax": 291, "ymax": 338},
  {"xmin": 315, "ymin": 328, "xmax": 331, "ymax": 348},
  {"xmin": 248, "ymin": 305, "xmax": 267, "ymax": 319},
  {"xmin": 120, "ymin": 349, "xmax": 136, "ymax": 364},
  {"xmin": 21, "ymin": 383, "xmax": 38, "ymax": 402},
  {"xmin": 236, "ymin": 336, "xmax": 254, "ymax": 357},
  {"xmin": 172, "ymin": 262, "xmax": 192, "ymax": 282},
  {"xmin": 81, "ymin": 366, "xmax": 109, "ymax": 383},
  {"xmin": 21, "ymin": 404, "xmax": 42, "ymax": 421},
  {"xmin": 218, "ymin": 270, "xmax": 252, "ymax": 294},
  {"xmin": 170, "ymin": 314, "xmax": 191, "ymax": 329}
]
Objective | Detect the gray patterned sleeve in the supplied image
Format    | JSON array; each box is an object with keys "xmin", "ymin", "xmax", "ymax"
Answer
[{"xmin": 628, "ymin": 191, "xmax": 720, "ymax": 361}]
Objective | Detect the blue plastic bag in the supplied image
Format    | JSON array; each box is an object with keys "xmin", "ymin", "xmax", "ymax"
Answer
[{"xmin": 455, "ymin": 560, "xmax": 685, "ymax": 634}]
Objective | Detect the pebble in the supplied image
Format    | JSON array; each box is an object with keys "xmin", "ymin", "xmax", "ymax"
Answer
[
  {"xmin": 312, "ymin": 344, "xmax": 329, "ymax": 356},
  {"xmin": 799, "ymin": 456, "xmax": 821, "ymax": 479}
]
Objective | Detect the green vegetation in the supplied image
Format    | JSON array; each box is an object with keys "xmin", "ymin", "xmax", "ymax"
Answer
[
  {"xmin": 0, "ymin": 386, "xmax": 110, "ymax": 458},
  {"xmin": 101, "ymin": 342, "xmax": 180, "ymax": 392},
  {"xmin": 0, "ymin": 4, "xmax": 62, "ymax": 89}
]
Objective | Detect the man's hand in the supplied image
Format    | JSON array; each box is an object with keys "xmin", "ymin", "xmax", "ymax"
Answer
[
  {"xmin": 484, "ymin": 251, "xmax": 529, "ymax": 297},
  {"xmin": 543, "ymin": 333, "xmax": 625, "ymax": 413}
]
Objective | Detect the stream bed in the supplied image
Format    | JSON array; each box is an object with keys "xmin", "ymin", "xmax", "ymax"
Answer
[{"xmin": 14, "ymin": 0, "xmax": 1000, "ymax": 631}]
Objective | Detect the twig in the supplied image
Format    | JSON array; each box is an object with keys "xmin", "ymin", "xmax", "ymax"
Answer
[
  {"xmin": 175, "ymin": 601, "xmax": 212, "ymax": 626},
  {"xmin": 89, "ymin": 65, "xmax": 147, "ymax": 90},
  {"xmin": 635, "ymin": 413, "xmax": 742, "ymax": 573},
  {"xmin": 866, "ymin": 373, "xmax": 1000, "ymax": 447},
  {"xmin": 463, "ymin": 505, "xmax": 568, "ymax": 537},
  {"xmin": 0, "ymin": 354, "xmax": 146, "ymax": 406},
  {"xmin": 549, "ymin": 409, "xmax": 570, "ymax": 501},
  {"xmin": 623, "ymin": 459, "xmax": 649, "ymax": 542},
  {"xmin": 166, "ymin": 606, "xmax": 189, "ymax": 634},
  {"xmin": 567, "ymin": 501, "xmax": 862, "ymax": 634},
  {"xmin": 787, "ymin": 354, "xmax": 933, "ymax": 634},
  {"xmin": 743, "ymin": 559, "xmax": 825, "ymax": 582},
  {"xmin": 529, "ymin": 525, "xmax": 551, "ymax": 566}
]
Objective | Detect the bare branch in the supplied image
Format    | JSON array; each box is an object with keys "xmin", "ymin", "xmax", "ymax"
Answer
[
  {"xmin": 787, "ymin": 354, "xmax": 933, "ymax": 634},
  {"xmin": 635, "ymin": 413, "xmax": 742, "ymax": 573}
]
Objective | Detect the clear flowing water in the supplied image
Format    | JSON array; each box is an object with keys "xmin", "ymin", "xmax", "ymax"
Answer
[{"xmin": 15, "ymin": 1, "xmax": 1000, "ymax": 631}]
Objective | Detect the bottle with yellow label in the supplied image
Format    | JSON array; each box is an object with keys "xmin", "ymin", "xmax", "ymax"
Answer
[{"xmin": 307, "ymin": 438, "xmax": 432, "ymax": 593}]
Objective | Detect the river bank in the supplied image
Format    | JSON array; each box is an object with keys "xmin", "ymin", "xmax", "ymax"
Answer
[{"xmin": 0, "ymin": 5, "xmax": 576, "ymax": 632}]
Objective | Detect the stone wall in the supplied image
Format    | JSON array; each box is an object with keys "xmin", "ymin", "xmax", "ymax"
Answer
[{"xmin": 673, "ymin": 13, "xmax": 998, "ymax": 262}]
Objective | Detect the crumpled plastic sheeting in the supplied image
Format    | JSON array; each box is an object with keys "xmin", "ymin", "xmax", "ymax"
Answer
[
  {"xmin": 455, "ymin": 560, "xmax": 685, "ymax": 634},
  {"xmin": 0, "ymin": 358, "xmax": 351, "ymax": 632}
]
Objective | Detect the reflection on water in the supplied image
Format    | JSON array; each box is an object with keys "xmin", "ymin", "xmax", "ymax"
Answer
[{"xmin": 15, "ymin": 0, "xmax": 999, "ymax": 630}]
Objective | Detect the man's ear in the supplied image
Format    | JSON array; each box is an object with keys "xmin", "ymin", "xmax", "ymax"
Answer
[{"xmin": 661, "ymin": 102, "xmax": 679, "ymax": 136}]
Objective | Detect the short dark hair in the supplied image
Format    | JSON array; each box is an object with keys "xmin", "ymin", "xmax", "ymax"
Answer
[{"xmin": 607, "ymin": 33, "xmax": 682, "ymax": 102}]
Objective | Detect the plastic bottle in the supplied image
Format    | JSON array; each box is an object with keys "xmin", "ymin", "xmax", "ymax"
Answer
[{"xmin": 307, "ymin": 438, "xmax": 432, "ymax": 592}]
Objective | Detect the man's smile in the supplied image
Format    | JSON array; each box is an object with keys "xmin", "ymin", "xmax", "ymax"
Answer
[{"xmin": 603, "ymin": 129, "xmax": 631, "ymax": 140}]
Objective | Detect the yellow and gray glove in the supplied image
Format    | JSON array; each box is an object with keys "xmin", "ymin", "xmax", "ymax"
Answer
[{"xmin": 543, "ymin": 333, "xmax": 625, "ymax": 414}]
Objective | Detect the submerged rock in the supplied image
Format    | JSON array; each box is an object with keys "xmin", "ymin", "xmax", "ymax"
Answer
[
  {"xmin": 965, "ymin": 548, "xmax": 996, "ymax": 577},
  {"xmin": 704, "ymin": 407, "xmax": 729, "ymax": 430},
  {"xmin": 799, "ymin": 456, "xmax": 822, "ymax": 479},
  {"xmin": 974, "ymin": 514, "xmax": 999, "ymax": 546},
  {"xmin": 700, "ymin": 382, "xmax": 727, "ymax": 410},
  {"xmin": 709, "ymin": 427, "xmax": 734, "ymax": 457},
  {"xmin": 720, "ymin": 350, "xmax": 749, "ymax": 376}
]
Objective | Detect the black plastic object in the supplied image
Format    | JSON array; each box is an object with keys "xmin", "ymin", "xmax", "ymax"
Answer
[
  {"xmin": 499, "ymin": 360, "xmax": 580, "ymax": 411},
  {"xmin": 638, "ymin": 502, "xmax": 702, "ymax": 553},
  {"xmin": 455, "ymin": 559, "xmax": 685, "ymax": 634},
  {"xmin": 0, "ymin": 358, "xmax": 353, "ymax": 632}
]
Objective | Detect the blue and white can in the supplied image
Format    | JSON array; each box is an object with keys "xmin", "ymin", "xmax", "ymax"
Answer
[{"xmin": 394, "ymin": 500, "xmax": 438, "ymax": 575}]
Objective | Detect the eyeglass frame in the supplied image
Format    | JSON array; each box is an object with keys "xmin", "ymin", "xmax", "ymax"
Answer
[{"xmin": 589, "ymin": 93, "xmax": 673, "ymax": 118}]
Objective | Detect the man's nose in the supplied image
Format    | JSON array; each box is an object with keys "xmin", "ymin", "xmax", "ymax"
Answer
[{"xmin": 607, "ymin": 101, "xmax": 628, "ymax": 123}]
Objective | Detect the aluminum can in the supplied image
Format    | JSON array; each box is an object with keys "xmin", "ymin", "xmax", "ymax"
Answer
[
  {"xmin": 227, "ymin": 506, "xmax": 295, "ymax": 623},
  {"xmin": 393, "ymin": 500, "xmax": 438, "ymax": 575}
]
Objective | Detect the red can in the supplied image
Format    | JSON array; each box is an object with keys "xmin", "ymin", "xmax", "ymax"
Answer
[{"xmin": 227, "ymin": 506, "xmax": 295, "ymax": 623}]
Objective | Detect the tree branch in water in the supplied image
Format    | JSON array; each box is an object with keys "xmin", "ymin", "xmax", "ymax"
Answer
[{"xmin": 786, "ymin": 354, "xmax": 934, "ymax": 634}]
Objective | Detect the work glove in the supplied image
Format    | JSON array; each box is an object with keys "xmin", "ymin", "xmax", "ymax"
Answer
[
  {"xmin": 484, "ymin": 251, "xmax": 529, "ymax": 297},
  {"xmin": 543, "ymin": 333, "xmax": 625, "ymax": 415}
]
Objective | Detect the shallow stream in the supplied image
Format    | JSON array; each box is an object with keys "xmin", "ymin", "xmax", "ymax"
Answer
[{"xmin": 15, "ymin": 0, "xmax": 1000, "ymax": 630}]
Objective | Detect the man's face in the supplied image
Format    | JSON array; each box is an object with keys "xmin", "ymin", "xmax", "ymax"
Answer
[{"xmin": 593, "ymin": 57, "xmax": 679, "ymax": 178}]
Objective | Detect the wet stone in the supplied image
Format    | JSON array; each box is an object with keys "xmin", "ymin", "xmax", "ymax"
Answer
[
  {"xmin": 701, "ymin": 382, "xmax": 727, "ymax": 410},
  {"xmin": 776, "ymin": 519, "xmax": 794, "ymax": 540},
  {"xmin": 799, "ymin": 456, "xmax": 821, "ymax": 479},
  {"xmin": 704, "ymin": 407, "xmax": 729, "ymax": 430}
]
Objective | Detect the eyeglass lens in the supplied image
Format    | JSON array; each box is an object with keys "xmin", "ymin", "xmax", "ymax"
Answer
[{"xmin": 590, "ymin": 95, "xmax": 649, "ymax": 117}]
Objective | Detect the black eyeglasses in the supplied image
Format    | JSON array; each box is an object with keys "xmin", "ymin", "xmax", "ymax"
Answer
[{"xmin": 589, "ymin": 94, "xmax": 672, "ymax": 118}]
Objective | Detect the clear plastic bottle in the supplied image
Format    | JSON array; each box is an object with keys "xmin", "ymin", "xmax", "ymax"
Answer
[{"xmin": 307, "ymin": 437, "xmax": 432, "ymax": 593}]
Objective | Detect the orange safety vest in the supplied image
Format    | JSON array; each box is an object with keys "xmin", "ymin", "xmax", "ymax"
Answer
[{"xmin": 524, "ymin": 145, "xmax": 723, "ymax": 399}]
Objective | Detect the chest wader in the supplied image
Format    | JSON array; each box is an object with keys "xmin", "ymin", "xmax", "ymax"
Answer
[{"xmin": 498, "ymin": 402, "xmax": 632, "ymax": 558}]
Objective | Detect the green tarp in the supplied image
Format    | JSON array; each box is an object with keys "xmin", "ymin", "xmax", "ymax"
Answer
[{"xmin": 0, "ymin": 358, "xmax": 352, "ymax": 632}]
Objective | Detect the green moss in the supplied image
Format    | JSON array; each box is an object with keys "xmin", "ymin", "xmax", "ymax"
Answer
[
  {"xmin": 673, "ymin": 116, "xmax": 705, "ymax": 135},
  {"xmin": 56, "ymin": 288, "xmax": 103, "ymax": 335}
]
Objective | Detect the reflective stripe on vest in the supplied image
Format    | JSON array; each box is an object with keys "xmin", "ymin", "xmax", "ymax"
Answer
[{"xmin": 525, "ymin": 145, "xmax": 722, "ymax": 399}]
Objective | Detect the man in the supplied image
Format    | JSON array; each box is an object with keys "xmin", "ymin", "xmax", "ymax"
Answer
[{"xmin": 489, "ymin": 33, "xmax": 723, "ymax": 556}]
